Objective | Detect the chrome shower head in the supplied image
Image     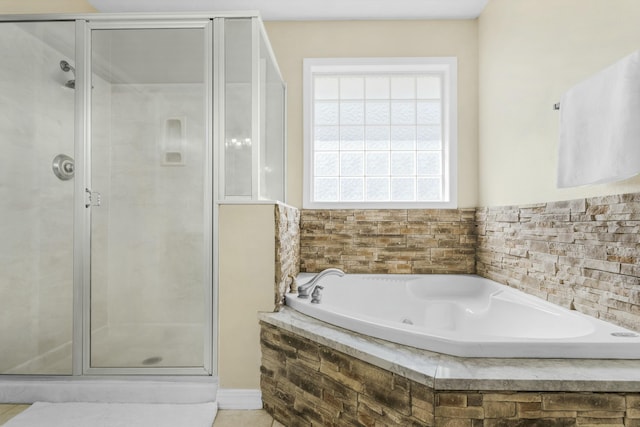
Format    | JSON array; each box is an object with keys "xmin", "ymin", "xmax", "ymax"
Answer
[{"xmin": 64, "ymin": 80, "xmax": 76, "ymax": 89}]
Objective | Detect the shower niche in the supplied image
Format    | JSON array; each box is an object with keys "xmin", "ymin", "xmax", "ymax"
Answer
[{"xmin": 0, "ymin": 13, "xmax": 285, "ymax": 377}]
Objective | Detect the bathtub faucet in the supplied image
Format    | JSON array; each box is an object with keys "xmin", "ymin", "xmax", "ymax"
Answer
[{"xmin": 297, "ymin": 268, "xmax": 345, "ymax": 299}]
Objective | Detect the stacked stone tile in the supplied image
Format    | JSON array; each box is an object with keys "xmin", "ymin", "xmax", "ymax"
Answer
[
  {"xmin": 476, "ymin": 193, "xmax": 640, "ymax": 332},
  {"xmin": 300, "ymin": 209, "xmax": 476, "ymax": 274},
  {"xmin": 260, "ymin": 322, "xmax": 435, "ymax": 426},
  {"xmin": 295, "ymin": 193, "xmax": 640, "ymax": 328},
  {"xmin": 260, "ymin": 322, "xmax": 640, "ymax": 426},
  {"xmin": 274, "ymin": 203, "xmax": 301, "ymax": 311},
  {"xmin": 434, "ymin": 392, "xmax": 640, "ymax": 427}
]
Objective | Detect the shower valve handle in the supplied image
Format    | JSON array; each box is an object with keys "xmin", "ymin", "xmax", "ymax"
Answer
[{"xmin": 85, "ymin": 188, "xmax": 102, "ymax": 208}]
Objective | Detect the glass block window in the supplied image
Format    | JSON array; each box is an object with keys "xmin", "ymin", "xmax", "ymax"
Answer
[{"xmin": 303, "ymin": 58, "xmax": 457, "ymax": 208}]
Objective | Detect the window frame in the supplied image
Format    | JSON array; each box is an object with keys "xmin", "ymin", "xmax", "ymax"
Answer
[{"xmin": 303, "ymin": 57, "xmax": 458, "ymax": 209}]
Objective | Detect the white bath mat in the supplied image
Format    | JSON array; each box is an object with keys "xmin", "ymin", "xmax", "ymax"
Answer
[{"xmin": 3, "ymin": 401, "xmax": 217, "ymax": 427}]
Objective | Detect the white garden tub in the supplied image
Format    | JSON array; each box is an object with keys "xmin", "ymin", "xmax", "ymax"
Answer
[{"xmin": 285, "ymin": 274, "xmax": 640, "ymax": 359}]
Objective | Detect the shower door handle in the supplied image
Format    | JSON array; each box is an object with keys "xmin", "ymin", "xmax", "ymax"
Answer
[{"xmin": 85, "ymin": 188, "xmax": 102, "ymax": 208}]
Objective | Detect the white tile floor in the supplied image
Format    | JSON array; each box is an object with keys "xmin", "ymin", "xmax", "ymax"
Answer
[{"xmin": 0, "ymin": 405, "xmax": 282, "ymax": 427}]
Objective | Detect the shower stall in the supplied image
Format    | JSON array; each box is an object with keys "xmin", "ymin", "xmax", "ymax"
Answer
[{"xmin": 0, "ymin": 12, "xmax": 285, "ymax": 399}]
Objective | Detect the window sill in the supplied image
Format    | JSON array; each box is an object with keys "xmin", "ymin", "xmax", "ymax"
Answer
[{"xmin": 302, "ymin": 200, "xmax": 457, "ymax": 210}]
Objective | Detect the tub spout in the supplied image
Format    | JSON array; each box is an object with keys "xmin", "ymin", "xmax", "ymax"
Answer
[{"xmin": 297, "ymin": 268, "xmax": 345, "ymax": 299}]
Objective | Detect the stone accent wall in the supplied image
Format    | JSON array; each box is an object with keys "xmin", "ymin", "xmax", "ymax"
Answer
[
  {"xmin": 300, "ymin": 209, "xmax": 476, "ymax": 274},
  {"xmin": 434, "ymin": 391, "xmax": 640, "ymax": 427},
  {"xmin": 260, "ymin": 322, "xmax": 435, "ymax": 426},
  {"xmin": 274, "ymin": 203, "xmax": 300, "ymax": 311},
  {"xmin": 476, "ymin": 193, "xmax": 640, "ymax": 332},
  {"xmin": 293, "ymin": 192, "xmax": 639, "ymax": 326},
  {"xmin": 260, "ymin": 322, "xmax": 640, "ymax": 427}
]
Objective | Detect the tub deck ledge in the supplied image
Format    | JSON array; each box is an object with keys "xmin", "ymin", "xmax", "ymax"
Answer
[{"xmin": 259, "ymin": 307, "xmax": 640, "ymax": 393}]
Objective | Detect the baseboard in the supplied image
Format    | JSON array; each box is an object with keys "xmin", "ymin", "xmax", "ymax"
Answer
[{"xmin": 216, "ymin": 389, "xmax": 262, "ymax": 410}]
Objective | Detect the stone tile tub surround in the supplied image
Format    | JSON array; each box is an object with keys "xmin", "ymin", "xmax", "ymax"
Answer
[
  {"xmin": 289, "ymin": 191, "xmax": 640, "ymax": 331},
  {"xmin": 476, "ymin": 192, "xmax": 640, "ymax": 333},
  {"xmin": 264, "ymin": 195, "xmax": 640, "ymax": 425},
  {"xmin": 300, "ymin": 209, "xmax": 476, "ymax": 275},
  {"xmin": 259, "ymin": 310, "xmax": 640, "ymax": 426}
]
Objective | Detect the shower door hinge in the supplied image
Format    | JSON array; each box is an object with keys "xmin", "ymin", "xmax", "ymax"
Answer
[{"xmin": 85, "ymin": 188, "xmax": 102, "ymax": 208}]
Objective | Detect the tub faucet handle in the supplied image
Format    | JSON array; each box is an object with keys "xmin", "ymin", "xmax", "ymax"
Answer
[
  {"xmin": 288, "ymin": 274, "xmax": 298, "ymax": 294},
  {"xmin": 311, "ymin": 286, "xmax": 324, "ymax": 304}
]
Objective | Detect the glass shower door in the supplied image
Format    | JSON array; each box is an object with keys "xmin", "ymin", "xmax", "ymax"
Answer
[
  {"xmin": 0, "ymin": 21, "xmax": 76, "ymax": 375},
  {"xmin": 88, "ymin": 24, "xmax": 211, "ymax": 372}
]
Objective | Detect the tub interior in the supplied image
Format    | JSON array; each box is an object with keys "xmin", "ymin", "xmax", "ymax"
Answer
[{"xmin": 287, "ymin": 273, "xmax": 640, "ymax": 359}]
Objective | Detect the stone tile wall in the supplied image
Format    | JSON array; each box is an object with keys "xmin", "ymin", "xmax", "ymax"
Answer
[
  {"xmin": 274, "ymin": 203, "xmax": 301, "ymax": 311},
  {"xmin": 300, "ymin": 209, "xmax": 476, "ymax": 274},
  {"xmin": 476, "ymin": 193, "xmax": 640, "ymax": 332},
  {"xmin": 260, "ymin": 322, "xmax": 640, "ymax": 427},
  {"xmin": 294, "ymin": 192, "xmax": 640, "ymax": 328},
  {"xmin": 260, "ymin": 322, "xmax": 434, "ymax": 426},
  {"xmin": 435, "ymin": 391, "xmax": 640, "ymax": 427}
]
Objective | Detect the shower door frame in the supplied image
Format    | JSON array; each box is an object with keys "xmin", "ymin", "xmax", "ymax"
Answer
[
  {"xmin": 73, "ymin": 16, "xmax": 216, "ymax": 376},
  {"xmin": 0, "ymin": 10, "xmax": 274, "ymax": 382}
]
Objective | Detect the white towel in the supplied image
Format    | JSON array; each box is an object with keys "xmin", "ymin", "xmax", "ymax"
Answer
[{"xmin": 557, "ymin": 50, "xmax": 640, "ymax": 188}]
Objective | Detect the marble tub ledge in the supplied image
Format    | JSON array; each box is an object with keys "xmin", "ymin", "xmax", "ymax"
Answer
[{"xmin": 259, "ymin": 308, "xmax": 640, "ymax": 393}]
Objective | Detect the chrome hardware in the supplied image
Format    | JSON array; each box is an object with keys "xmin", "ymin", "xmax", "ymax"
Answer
[
  {"xmin": 310, "ymin": 286, "xmax": 323, "ymax": 304},
  {"xmin": 52, "ymin": 154, "xmax": 75, "ymax": 181},
  {"xmin": 297, "ymin": 268, "xmax": 345, "ymax": 299},
  {"xmin": 60, "ymin": 59, "xmax": 76, "ymax": 89},
  {"xmin": 287, "ymin": 274, "xmax": 298, "ymax": 293},
  {"xmin": 85, "ymin": 188, "xmax": 102, "ymax": 208}
]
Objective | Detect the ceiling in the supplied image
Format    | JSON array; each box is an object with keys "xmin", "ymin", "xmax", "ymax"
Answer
[{"xmin": 87, "ymin": 0, "xmax": 489, "ymax": 20}]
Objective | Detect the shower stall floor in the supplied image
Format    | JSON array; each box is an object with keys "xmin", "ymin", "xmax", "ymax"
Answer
[
  {"xmin": 91, "ymin": 323, "xmax": 205, "ymax": 369},
  {"xmin": 2, "ymin": 323, "xmax": 204, "ymax": 375}
]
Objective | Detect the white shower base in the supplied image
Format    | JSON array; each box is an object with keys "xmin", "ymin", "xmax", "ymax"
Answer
[
  {"xmin": 0, "ymin": 321, "xmax": 215, "ymax": 404},
  {"xmin": 0, "ymin": 376, "xmax": 217, "ymax": 404}
]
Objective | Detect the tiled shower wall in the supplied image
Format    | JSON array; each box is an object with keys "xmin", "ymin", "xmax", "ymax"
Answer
[
  {"xmin": 0, "ymin": 23, "xmax": 76, "ymax": 374},
  {"xmin": 476, "ymin": 193, "xmax": 640, "ymax": 332},
  {"xmin": 101, "ymin": 83, "xmax": 206, "ymax": 330},
  {"xmin": 300, "ymin": 209, "xmax": 476, "ymax": 274}
]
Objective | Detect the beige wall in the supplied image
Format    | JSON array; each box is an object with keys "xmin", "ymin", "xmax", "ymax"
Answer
[
  {"xmin": 0, "ymin": 0, "xmax": 94, "ymax": 13},
  {"xmin": 478, "ymin": 0, "xmax": 640, "ymax": 207},
  {"xmin": 218, "ymin": 205, "xmax": 275, "ymax": 389},
  {"xmin": 264, "ymin": 20, "xmax": 479, "ymax": 208}
]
